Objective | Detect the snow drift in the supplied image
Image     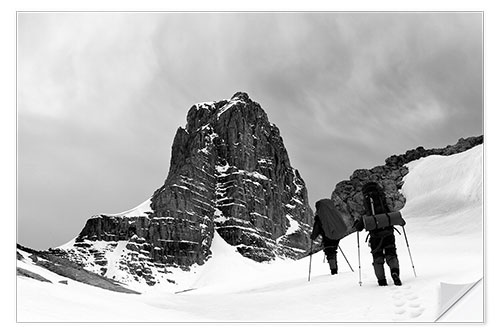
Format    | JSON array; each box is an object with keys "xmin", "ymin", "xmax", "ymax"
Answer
[{"xmin": 17, "ymin": 145, "xmax": 483, "ymax": 322}]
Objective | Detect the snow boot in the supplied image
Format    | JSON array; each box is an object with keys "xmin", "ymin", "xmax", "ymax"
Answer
[
  {"xmin": 328, "ymin": 259, "xmax": 338, "ymax": 275},
  {"xmin": 378, "ymin": 278, "xmax": 388, "ymax": 286},
  {"xmin": 391, "ymin": 269, "xmax": 402, "ymax": 286}
]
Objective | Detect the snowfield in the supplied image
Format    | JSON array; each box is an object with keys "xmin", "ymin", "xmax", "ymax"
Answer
[{"xmin": 16, "ymin": 145, "xmax": 484, "ymax": 323}]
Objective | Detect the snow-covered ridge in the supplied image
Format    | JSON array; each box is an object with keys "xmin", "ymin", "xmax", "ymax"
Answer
[
  {"xmin": 193, "ymin": 94, "xmax": 248, "ymax": 120},
  {"xmin": 217, "ymin": 98, "xmax": 246, "ymax": 119},
  {"xmin": 105, "ymin": 198, "xmax": 153, "ymax": 218},
  {"xmin": 194, "ymin": 101, "xmax": 217, "ymax": 110},
  {"xmin": 57, "ymin": 237, "xmax": 77, "ymax": 250},
  {"xmin": 401, "ymin": 145, "xmax": 483, "ymax": 222}
]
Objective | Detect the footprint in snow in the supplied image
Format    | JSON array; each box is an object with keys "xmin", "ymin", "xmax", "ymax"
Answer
[
  {"xmin": 394, "ymin": 300, "xmax": 405, "ymax": 307},
  {"xmin": 394, "ymin": 308, "xmax": 406, "ymax": 315},
  {"xmin": 390, "ymin": 284, "xmax": 425, "ymax": 321},
  {"xmin": 410, "ymin": 307, "xmax": 425, "ymax": 318}
]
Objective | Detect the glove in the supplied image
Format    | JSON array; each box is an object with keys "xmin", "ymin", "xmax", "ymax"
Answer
[{"xmin": 354, "ymin": 219, "xmax": 365, "ymax": 232}]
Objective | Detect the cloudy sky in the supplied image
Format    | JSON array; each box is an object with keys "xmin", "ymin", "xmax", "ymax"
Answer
[{"xmin": 17, "ymin": 12, "xmax": 483, "ymax": 249}]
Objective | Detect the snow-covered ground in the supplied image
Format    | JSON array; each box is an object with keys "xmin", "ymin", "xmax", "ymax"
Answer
[{"xmin": 16, "ymin": 145, "xmax": 484, "ymax": 323}]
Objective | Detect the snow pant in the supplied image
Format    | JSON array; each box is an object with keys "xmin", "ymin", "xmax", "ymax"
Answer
[
  {"xmin": 369, "ymin": 233, "xmax": 399, "ymax": 281},
  {"xmin": 323, "ymin": 237, "xmax": 340, "ymax": 272}
]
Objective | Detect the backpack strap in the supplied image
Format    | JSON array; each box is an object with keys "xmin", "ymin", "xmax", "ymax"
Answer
[
  {"xmin": 379, "ymin": 195, "xmax": 386, "ymax": 213},
  {"xmin": 373, "ymin": 214, "xmax": 380, "ymax": 229}
]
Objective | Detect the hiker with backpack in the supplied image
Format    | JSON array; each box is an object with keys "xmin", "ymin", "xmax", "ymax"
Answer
[
  {"xmin": 310, "ymin": 199, "xmax": 347, "ymax": 275},
  {"xmin": 354, "ymin": 182, "xmax": 403, "ymax": 286}
]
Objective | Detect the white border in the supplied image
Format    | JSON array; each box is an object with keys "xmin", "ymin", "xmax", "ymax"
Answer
[{"xmin": 4, "ymin": 1, "xmax": 498, "ymax": 332}]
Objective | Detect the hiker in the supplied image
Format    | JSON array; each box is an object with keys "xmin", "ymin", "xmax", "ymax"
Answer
[
  {"xmin": 310, "ymin": 199, "xmax": 347, "ymax": 275},
  {"xmin": 354, "ymin": 182, "xmax": 402, "ymax": 286}
]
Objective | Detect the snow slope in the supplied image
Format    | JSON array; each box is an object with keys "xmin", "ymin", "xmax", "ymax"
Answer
[
  {"xmin": 106, "ymin": 197, "xmax": 153, "ymax": 217},
  {"xmin": 17, "ymin": 145, "xmax": 484, "ymax": 323}
]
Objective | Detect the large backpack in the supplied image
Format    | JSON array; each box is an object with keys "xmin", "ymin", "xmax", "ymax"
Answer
[
  {"xmin": 361, "ymin": 182, "xmax": 406, "ymax": 231},
  {"xmin": 315, "ymin": 199, "xmax": 347, "ymax": 240},
  {"xmin": 361, "ymin": 182, "xmax": 389, "ymax": 216}
]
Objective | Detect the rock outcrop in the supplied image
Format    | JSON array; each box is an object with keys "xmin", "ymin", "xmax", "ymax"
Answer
[
  {"xmin": 17, "ymin": 244, "xmax": 140, "ymax": 294},
  {"xmin": 54, "ymin": 92, "xmax": 313, "ymax": 287},
  {"xmin": 17, "ymin": 267, "xmax": 53, "ymax": 283},
  {"xmin": 331, "ymin": 135, "xmax": 483, "ymax": 233}
]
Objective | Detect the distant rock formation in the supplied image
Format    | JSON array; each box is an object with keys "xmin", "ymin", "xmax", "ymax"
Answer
[
  {"xmin": 54, "ymin": 92, "xmax": 313, "ymax": 287},
  {"xmin": 331, "ymin": 135, "xmax": 483, "ymax": 233}
]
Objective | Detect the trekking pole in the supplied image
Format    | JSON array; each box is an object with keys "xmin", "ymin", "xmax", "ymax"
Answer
[
  {"xmin": 402, "ymin": 225, "xmax": 417, "ymax": 278},
  {"xmin": 357, "ymin": 231, "xmax": 362, "ymax": 286},
  {"xmin": 308, "ymin": 241, "xmax": 313, "ymax": 282},
  {"xmin": 338, "ymin": 245, "xmax": 354, "ymax": 272}
]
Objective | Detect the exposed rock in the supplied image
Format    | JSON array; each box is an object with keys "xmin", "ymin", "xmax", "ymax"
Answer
[
  {"xmin": 17, "ymin": 244, "xmax": 140, "ymax": 294},
  {"xmin": 17, "ymin": 267, "xmax": 52, "ymax": 283},
  {"xmin": 54, "ymin": 92, "xmax": 313, "ymax": 286},
  {"xmin": 384, "ymin": 136, "xmax": 483, "ymax": 168},
  {"xmin": 149, "ymin": 92, "xmax": 313, "ymax": 262},
  {"xmin": 331, "ymin": 136, "xmax": 483, "ymax": 233}
]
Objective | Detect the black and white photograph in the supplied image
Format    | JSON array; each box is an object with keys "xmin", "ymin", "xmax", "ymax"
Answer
[{"xmin": 15, "ymin": 9, "xmax": 485, "ymax": 324}]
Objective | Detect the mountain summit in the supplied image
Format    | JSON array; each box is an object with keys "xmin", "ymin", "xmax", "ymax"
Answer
[{"xmin": 57, "ymin": 93, "xmax": 313, "ymax": 287}]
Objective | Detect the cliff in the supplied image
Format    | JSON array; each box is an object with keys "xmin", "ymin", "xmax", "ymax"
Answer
[{"xmin": 54, "ymin": 92, "xmax": 314, "ymax": 287}]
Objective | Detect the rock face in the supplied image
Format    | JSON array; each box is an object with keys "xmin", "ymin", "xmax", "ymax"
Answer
[
  {"xmin": 56, "ymin": 92, "xmax": 313, "ymax": 287},
  {"xmin": 331, "ymin": 135, "xmax": 483, "ymax": 233},
  {"xmin": 150, "ymin": 92, "xmax": 313, "ymax": 262}
]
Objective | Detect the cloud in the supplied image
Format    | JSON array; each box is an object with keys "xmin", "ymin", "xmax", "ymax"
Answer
[
  {"xmin": 18, "ymin": 13, "xmax": 161, "ymax": 121},
  {"xmin": 297, "ymin": 13, "xmax": 482, "ymax": 145}
]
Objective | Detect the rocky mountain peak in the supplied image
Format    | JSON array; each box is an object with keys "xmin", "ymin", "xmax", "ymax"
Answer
[
  {"xmin": 152, "ymin": 92, "xmax": 311, "ymax": 260},
  {"xmin": 55, "ymin": 93, "xmax": 314, "ymax": 287},
  {"xmin": 186, "ymin": 91, "xmax": 268, "ymax": 134}
]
